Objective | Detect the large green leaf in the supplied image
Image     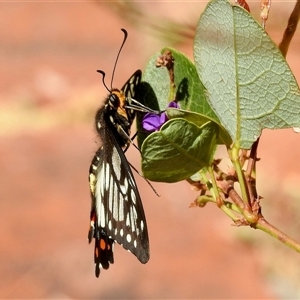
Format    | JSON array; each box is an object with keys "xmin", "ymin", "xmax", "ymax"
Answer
[
  {"xmin": 141, "ymin": 119, "xmax": 218, "ymax": 183},
  {"xmin": 194, "ymin": 0, "xmax": 300, "ymax": 149},
  {"xmin": 137, "ymin": 47, "xmax": 231, "ymax": 146},
  {"xmin": 140, "ymin": 47, "xmax": 216, "ymax": 115}
]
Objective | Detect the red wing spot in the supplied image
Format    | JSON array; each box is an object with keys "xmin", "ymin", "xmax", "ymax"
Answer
[
  {"xmin": 100, "ymin": 238, "xmax": 107, "ymax": 250},
  {"xmin": 89, "ymin": 212, "xmax": 96, "ymax": 230},
  {"xmin": 91, "ymin": 213, "xmax": 96, "ymax": 222},
  {"xmin": 95, "ymin": 246, "xmax": 99, "ymax": 257}
]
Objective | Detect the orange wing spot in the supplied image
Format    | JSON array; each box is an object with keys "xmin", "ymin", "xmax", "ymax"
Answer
[{"xmin": 100, "ymin": 238, "xmax": 107, "ymax": 250}]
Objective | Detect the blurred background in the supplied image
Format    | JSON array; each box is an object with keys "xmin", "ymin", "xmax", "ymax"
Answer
[{"xmin": 1, "ymin": 1, "xmax": 300, "ymax": 298}]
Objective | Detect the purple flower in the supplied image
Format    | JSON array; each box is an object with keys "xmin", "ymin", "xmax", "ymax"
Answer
[{"xmin": 142, "ymin": 101, "xmax": 179, "ymax": 132}]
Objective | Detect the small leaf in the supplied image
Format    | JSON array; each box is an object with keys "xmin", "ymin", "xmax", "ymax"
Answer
[
  {"xmin": 194, "ymin": 0, "xmax": 300, "ymax": 149},
  {"xmin": 166, "ymin": 108, "xmax": 232, "ymax": 146},
  {"xmin": 141, "ymin": 119, "xmax": 218, "ymax": 183}
]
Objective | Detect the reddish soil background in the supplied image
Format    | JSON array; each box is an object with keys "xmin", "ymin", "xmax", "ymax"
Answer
[{"xmin": 1, "ymin": 2, "xmax": 300, "ymax": 299}]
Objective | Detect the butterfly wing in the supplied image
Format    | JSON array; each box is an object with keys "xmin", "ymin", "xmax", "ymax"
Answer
[
  {"xmin": 88, "ymin": 129, "xmax": 149, "ymax": 276},
  {"xmin": 88, "ymin": 69, "xmax": 148, "ymax": 277},
  {"xmin": 121, "ymin": 70, "xmax": 142, "ymax": 123},
  {"xmin": 88, "ymin": 146, "xmax": 115, "ymax": 277}
]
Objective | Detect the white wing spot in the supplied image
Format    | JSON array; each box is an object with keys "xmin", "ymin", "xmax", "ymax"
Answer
[
  {"xmin": 105, "ymin": 164, "xmax": 110, "ymax": 190},
  {"xmin": 108, "ymin": 220, "xmax": 112, "ymax": 230},
  {"xmin": 130, "ymin": 188, "xmax": 136, "ymax": 204},
  {"xmin": 126, "ymin": 213, "xmax": 130, "ymax": 227},
  {"xmin": 109, "ymin": 115, "xmax": 115, "ymax": 124},
  {"xmin": 120, "ymin": 178, "xmax": 129, "ymax": 195},
  {"xmin": 126, "ymin": 234, "xmax": 131, "ymax": 243},
  {"xmin": 98, "ymin": 166, "xmax": 105, "ymax": 198},
  {"xmin": 130, "ymin": 206, "xmax": 137, "ymax": 233},
  {"xmin": 100, "ymin": 202, "xmax": 105, "ymax": 228},
  {"xmin": 120, "ymin": 228, "xmax": 124, "ymax": 237},
  {"xmin": 140, "ymin": 220, "xmax": 144, "ymax": 231},
  {"xmin": 108, "ymin": 181, "xmax": 113, "ymax": 212},
  {"xmin": 134, "ymin": 240, "xmax": 137, "ymax": 248}
]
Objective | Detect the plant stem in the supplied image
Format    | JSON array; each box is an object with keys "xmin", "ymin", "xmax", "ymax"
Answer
[{"xmin": 255, "ymin": 216, "xmax": 300, "ymax": 253}]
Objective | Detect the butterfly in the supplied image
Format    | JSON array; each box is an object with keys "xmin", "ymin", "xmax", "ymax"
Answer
[{"xmin": 88, "ymin": 29, "xmax": 149, "ymax": 278}]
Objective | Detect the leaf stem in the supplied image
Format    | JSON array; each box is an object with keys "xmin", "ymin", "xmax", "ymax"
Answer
[
  {"xmin": 230, "ymin": 144, "xmax": 250, "ymax": 207},
  {"xmin": 207, "ymin": 166, "xmax": 221, "ymax": 203},
  {"xmin": 200, "ymin": 168, "xmax": 241, "ymax": 222}
]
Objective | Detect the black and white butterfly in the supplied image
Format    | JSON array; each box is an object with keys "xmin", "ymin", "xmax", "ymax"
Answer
[{"xmin": 88, "ymin": 29, "xmax": 150, "ymax": 277}]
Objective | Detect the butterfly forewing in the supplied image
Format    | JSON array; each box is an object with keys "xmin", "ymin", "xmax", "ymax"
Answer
[
  {"xmin": 88, "ymin": 70, "xmax": 149, "ymax": 277},
  {"xmin": 122, "ymin": 70, "xmax": 142, "ymax": 123}
]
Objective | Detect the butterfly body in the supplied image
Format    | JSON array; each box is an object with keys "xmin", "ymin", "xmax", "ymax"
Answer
[{"xmin": 88, "ymin": 70, "xmax": 149, "ymax": 277}]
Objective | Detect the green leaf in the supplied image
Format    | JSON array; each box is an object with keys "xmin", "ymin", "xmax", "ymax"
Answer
[
  {"xmin": 141, "ymin": 119, "xmax": 218, "ymax": 183},
  {"xmin": 194, "ymin": 0, "xmax": 300, "ymax": 149},
  {"xmin": 140, "ymin": 47, "xmax": 217, "ymax": 115},
  {"xmin": 166, "ymin": 108, "xmax": 232, "ymax": 146},
  {"xmin": 137, "ymin": 47, "xmax": 232, "ymax": 146}
]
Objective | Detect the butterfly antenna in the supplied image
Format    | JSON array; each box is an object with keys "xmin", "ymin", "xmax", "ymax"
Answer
[
  {"xmin": 110, "ymin": 28, "xmax": 128, "ymax": 90},
  {"xmin": 97, "ymin": 29, "xmax": 128, "ymax": 93},
  {"xmin": 97, "ymin": 70, "xmax": 110, "ymax": 93}
]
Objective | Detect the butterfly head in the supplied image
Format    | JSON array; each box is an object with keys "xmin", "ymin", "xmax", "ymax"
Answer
[{"xmin": 107, "ymin": 89, "xmax": 128, "ymax": 120}]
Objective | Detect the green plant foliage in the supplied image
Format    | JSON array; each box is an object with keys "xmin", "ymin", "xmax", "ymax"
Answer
[
  {"xmin": 141, "ymin": 119, "xmax": 218, "ymax": 182},
  {"xmin": 167, "ymin": 108, "xmax": 231, "ymax": 145},
  {"xmin": 137, "ymin": 47, "xmax": 232, "ymax": 147},
  {"xmin": 140, "ymin": 47, "xmax": 214, "ymax": 115},
  {"xmin": 194, "ymin": 0, "xmax": 300, "ymax": 149}
]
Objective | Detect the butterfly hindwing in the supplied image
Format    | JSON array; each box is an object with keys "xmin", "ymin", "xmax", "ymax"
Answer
[{"xmin": 95, "ymin": 130, "xmax": 149, "ymax": 259}]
